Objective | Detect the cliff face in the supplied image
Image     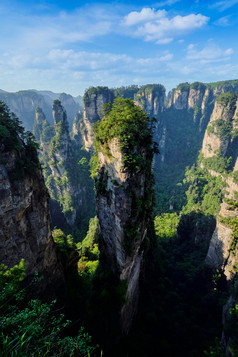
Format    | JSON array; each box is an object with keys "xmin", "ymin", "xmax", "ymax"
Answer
[
  {"xmin": 82, "ymin": 87, "xmax": 114, "ymax": 150},
  {"xmin": 47, "ymin": 101, "xmax": 80, "ymax": 227},
  {"xmin": 202, "ymin": 98, "xmax": 238, "ymax": 159},
  {"xmin": 72, "ymin": 111, "xmax": 83, "ymax": 147},
  {"xmin": 94, "ymin": 98, "xmax": 155, "ymax": 333},
  {"xmin": 134, "ymin": 84, "xmax": 165, "ymax": 116},
  {"xmin": 0, "ymin": 101, "xmax": 62, "ymax": 293},
  {"xmin": 0, "ymin": 91, "xmax": 52, "ymax": 131},
  {"xmin": 82, "ymin": 85, "xmax": 166, "ymax": 150},
  {"xmin": 59, "ymin": 93, "xmax": 81, "ymax": 129},
  {"xmin": 35, "ymin": 101, "xmax": 95, "ymax": 236},
  {"xmin": 204, "ymin": 93, "xmax": 238, "ymax": 280},
  {"xmin": 0, "ymin": 90, "xmax": 82, "ymax": 132},
  {"xmin": 167, "ymin": 83, "xmax": 213, "ymax": 129}
]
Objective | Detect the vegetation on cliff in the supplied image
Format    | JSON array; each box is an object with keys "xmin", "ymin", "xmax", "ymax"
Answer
[
  {"xmin": 34, "ymin": 101, "xmax": 95, "ymax": 239},
  {"xmin": 0, "ymin": 100, "xmax": 40, "ymax": 178},
  {"xmin": 3, "ymin": 79, "xmax": 238, "ymax": 356},
  {"xmin": 93, "ymin": 97, "xmax": 158, "ymax": 174}
]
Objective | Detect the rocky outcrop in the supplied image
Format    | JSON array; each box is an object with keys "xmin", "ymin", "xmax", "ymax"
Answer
[
  {"xmin": 82, "ymin": 85, "xmax": 166, "ymax": 150},
  {"xmin": 33, "ymin": 107, "xmax": 54, "ymax": 145},
  {"xmin": 82, "ymin": 87, "xmax": 114, "ymax": 150},
  {"xmin": 0, "ymin": 101, "xmax": 62, "ymax": 294},
  {"xmin": 204, "ymin": 94, "xmax": 238, "ymax": 279},
  {"xmin": 202, "ymin": 97, "xmax": 238, "ymax": 159},
  {"xmin": 94, "ymin": 98, "xmax": 155, "ymax": 333},
  {"xmin": 0, "ymin": 90, "xmax": 53, "ymax": 131},
  {"xmin": 59, "ymin": 93, "xmax": 81, "ymax": 129},
  {"xmin": 0, "ymin": 90, "xmax": 82, "ymax": 132},
  {"xmin": 47, "ymin": 101, "xmax": 79, "ymax": 227},
  {"xmin": 37, "ymin": 100, "xmax": 95, "ymax": 235},
  {"xmin": 166, "ymin": 81, "xmax": 238, "ymax": 133},
  {"xmin": 72, "ymin": 111, "xmax": 83, "ymax": 147},
  {"xmin": 134, "ymin": 84, "xmax": 165, "ymax": 116}
]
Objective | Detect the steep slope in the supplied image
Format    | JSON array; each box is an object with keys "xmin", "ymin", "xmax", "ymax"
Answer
[
  {"xmin": 81, "ymin": 84, "xmax": 165, "ymax": 151},
  {"xmin": 179, "ymin": 91, "xmax": 238, "ymax": 356},
  {"xmin": 34, "ymin": 101, "xmax": 95, "ymax": 238},
  {"xmin": 203, "ymin": 92, "xmax": 238, "ymax": 279},
  {"xmin": 0, "ymin": 90, "xmax": 52, "ymax": 131},
  {"xmin": 93, "ymin": 97, "xmax": 156, "ymax": 334},
  {"xmin": 82, "ymin": 87, "xmax": 114, "ymax": 150},
  {"xmin": 0, "ymin": 100, "xmax": 62, "ymax": 293},
  {"xmin": 0, "ymin": 90, "xmax": 82, "ymax": 131},
  {"xmin": 155, "ymin": 80, "xmax": 238, "ymax": 213}
]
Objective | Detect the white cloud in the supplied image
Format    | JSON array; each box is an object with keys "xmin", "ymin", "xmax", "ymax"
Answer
[
  {"xmin": 211, "ymin": 0, "xmax": 238, "ymax": 11},
  {"xmin": 156, "ymin": 38, "xmax": 173, "ymax": 44},
  {"xmin": 123, "ymin": 8, "xmax": 166, "ymax": 26},
  {"xmin": 122, "ymin": 8, "xmax": 209, "ymax": 44},
  {"xmin": 214, "ymin": 16, "xmax": 230, "ymax": 26},
  {"xmin": 186, "ymin": 43, "xmax": 234, "ymax": 63},
  {"xmin": 47, "ymin": 48, "xmax": 173, "ymax": 71}
]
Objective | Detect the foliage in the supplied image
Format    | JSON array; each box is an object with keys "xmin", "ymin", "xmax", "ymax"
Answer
[
  {"xmin": 190, "ymin": 81, "xmax": 206, "ymax": 91},
  {"xmin": 154, "ymin": 109, "xmax": 204, "ymax": 214},
  {"xmin": 223, "ymin": 303, "xmax": 238, "ymax": 356},
  {"xmin": 207, "ymin": 79, "xmax": 238, "ymax": 91},
  {"xmin": 233, "ymin": 171, "xmax": 238, "ymax": 183},
  {"xmin": 0, "ymin": 260, "xmax": 25, "ymax": 307},
  {"xmin": 216, "ymin": 91, "xmax": 238, "ymax": 108},
  {"xmin": 176, "ymin": 82, "xmax": 190, "ymax": 91},
  {"xmin": 49, "ymin": 121, "xmax": 64, "ymax": 156},
  {"xmin": 201, "ymin": 150, "xmax": 232, "ymax": 173},
  {"xmin": 52, "ymin": 228, "xmax": 77, "ymax": 255},
  {"xmin": 134, "ymin": 84, "xmax": 165, "ymax": 98},
  {"xmin": 83, "ymin": 86, "xmax": 113, "ymax": 106},
  {"xmin": 0, "ymin": 261, "xmax": 99, "ymax": 357},
  {"xmin": 125, "ymin": 210, "xmax": 222, "ymax": 357},
  {"xmin": 39, "ymin": 102, "xmax": 95, "ymax": 237},
  {"xmin": 0, "ymin": 100, "xmax": 40, "ymax": 178},
  {"xmin": 77, "ymin": 217, "xmax": 99, "ymax": 278},
  {"xmin": 220, "ymin": 216, "xmax": 238, "ymax": 251},
  {"xmin": 204, "ymin": 338, "xmax": 226, "ymax": 356},
  {"xmin": 154, "ymin": 213, "xmax": 180, "ymax": 239},
  {"xmin": 93, "ymin": 97, "xmax": 157, "ymax": 174},
  {"xmin": 182, "ymin": 163, "xmax": 226, "ymax": 216},
  {"xmin": 207, "ymin": 119, "xmax": 233, "ymax": 139},
  {"xmin": 113, "ymin": 85, "xmax": 139, "ymax": 99}
]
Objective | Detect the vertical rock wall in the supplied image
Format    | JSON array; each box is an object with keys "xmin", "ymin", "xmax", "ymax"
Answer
[
  {"xmin": 94, "ymin": 98, "xmax": 155, "ymax": 333},
  {"xmin": 0, "ymin": 106, "xmax": 63, "ymax": 294}
]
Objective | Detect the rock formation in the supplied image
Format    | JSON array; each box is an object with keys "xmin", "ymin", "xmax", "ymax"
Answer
[
  {"xmin": 34, "ymin": 100, "xmax": 95, "ymax": 236},
  {"xmin": 82, "ymin": 87, "xmax": 114, "ymax": 150},
  {"xmin": 204, "ymin": 93, "xmax": 238, "ymax": 280},
  {"xmin": 72, "ymin": 111, "xmax": 83, "ymax": 147},
  {"xmin": 134, "ymin": 84, "xmax": 165, "ymax": 116},
  {"xmin": 0, "ymin": 101, "xmax": 62, "ymax": 294},
  {"xmin": 81, "ymin": 85, "xmax": 165, "ymax": 151},
  {"xmin": 59, "ymin": 92, "xmax": 82, "ymax": 129},
  {"xmin": 0, "ymin": 90, "xmax": 82, "ymax": 132},
  {"xmin": 94, "ymin": 97, "xmax": 155, "ymax": 333}
]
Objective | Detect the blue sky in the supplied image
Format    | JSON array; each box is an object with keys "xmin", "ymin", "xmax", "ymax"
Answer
[{"xmin": 0, "ymin": 0, "xmax": 238, "ymax": 96}]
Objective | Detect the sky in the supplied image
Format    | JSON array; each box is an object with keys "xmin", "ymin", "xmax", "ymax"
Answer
[{"xmin": 0, "ymin": 0, "xmax": 238, "ymax": 96}]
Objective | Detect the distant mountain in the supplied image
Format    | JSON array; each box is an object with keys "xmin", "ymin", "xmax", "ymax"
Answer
[{"xmin": 0, "ymin": 89, "xmax": 83, "ymax": 131}]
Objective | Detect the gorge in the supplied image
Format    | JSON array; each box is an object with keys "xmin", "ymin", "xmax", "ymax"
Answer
[{"xmin": 1, "ymin": 79, "xmax": 238, "ymax": 356}]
